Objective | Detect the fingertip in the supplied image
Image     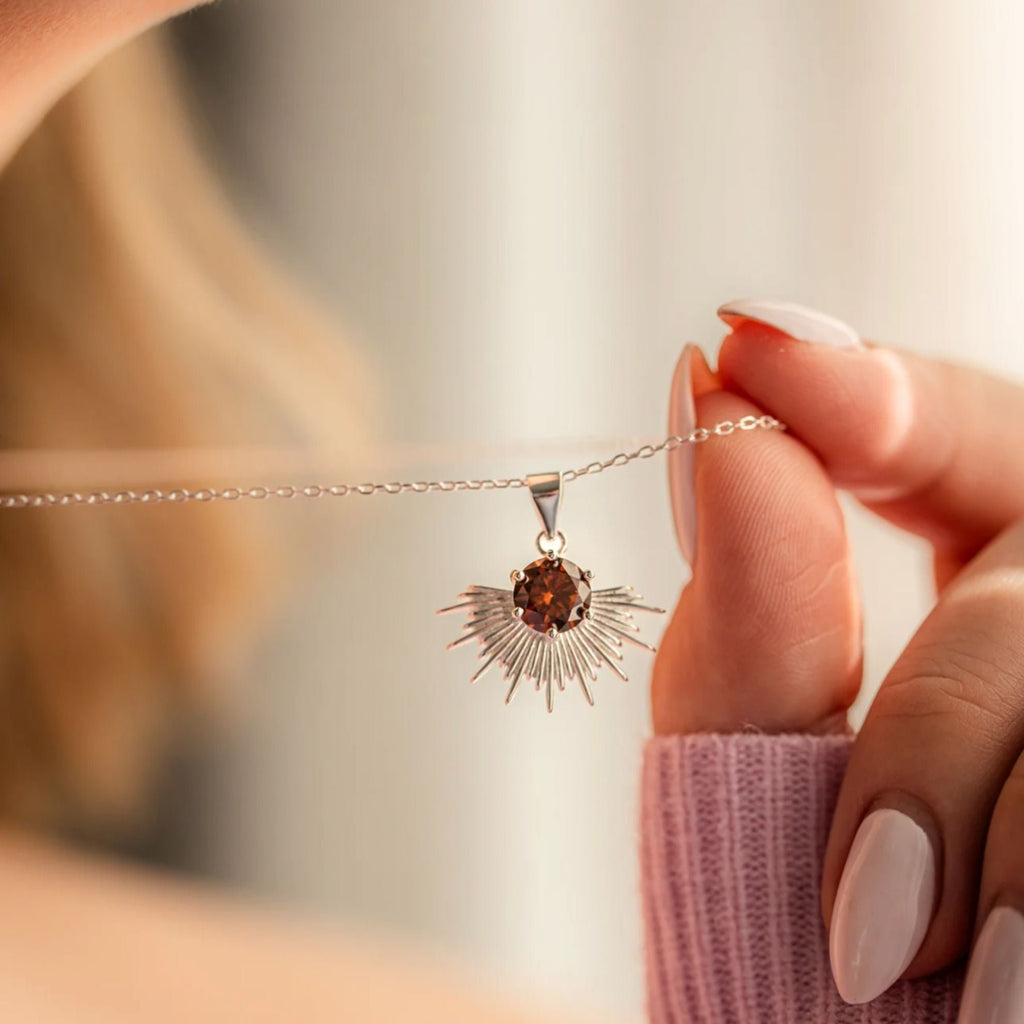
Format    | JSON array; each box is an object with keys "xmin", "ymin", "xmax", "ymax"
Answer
[
  {"xmin": 668, "ymin": 344, "xmax": 717, "ymax": 566},
  {"xmin": 668, "ymin": 346, "xmax": 698, "ymax": 566},
  {"xmin": 691, "ymin": 389, "xmax": 849, "ymax": 607},
  {"xmin": 689, "ymin": 344, "xmax": 719, "ymax": 397},
  {"xmin": 717, "ymin": 299, "xmax": 862, "ymax": 350},
  {"xmin": 717, "ymin": 323, "xmax": 920, "ymax": 501},
  {"xmin": 654, "ymin": 385, "xmax": 861, "ymax": 734}
]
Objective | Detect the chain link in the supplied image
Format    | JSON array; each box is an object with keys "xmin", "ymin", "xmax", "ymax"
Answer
[{"xmin": 0, "ymin": 416, "xmax": 784, "ymax": 509}]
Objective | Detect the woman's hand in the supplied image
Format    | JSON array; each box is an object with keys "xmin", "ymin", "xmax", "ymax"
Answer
[{"xmin": 653, "ymin": 300, "xmax": 1024, "ymax": 1019}]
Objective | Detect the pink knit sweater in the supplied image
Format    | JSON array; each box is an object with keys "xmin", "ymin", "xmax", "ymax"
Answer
[{"xmin": 640, "ymin": 734, "xmax": 963, "ymax": 1023}]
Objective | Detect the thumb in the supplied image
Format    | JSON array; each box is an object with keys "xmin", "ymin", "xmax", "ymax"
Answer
[{"xmin": 652, "ymin": 345, "xmax": 862, "ymax": 735}]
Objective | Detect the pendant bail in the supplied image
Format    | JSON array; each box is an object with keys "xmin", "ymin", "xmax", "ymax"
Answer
[{"xmin": 526, "ymin": 471, "xmax": 564, "ymax": 555}]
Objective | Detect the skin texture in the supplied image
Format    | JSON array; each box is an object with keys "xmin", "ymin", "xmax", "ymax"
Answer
[
  {"xmin": 654, "ymin": 312, "xmax": 1024, "ymax": 1004},
  {"xmin": 652, "ymin": 380, "xmax": 862, "ymax": 734},
  {"xmin": 10, "ymin": 2, "xmax": 1021, "ymax": 1014}
]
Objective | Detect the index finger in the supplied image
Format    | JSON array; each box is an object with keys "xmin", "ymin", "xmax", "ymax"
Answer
[{"xmin": 716, "ymin": 299, "xmax": 1024, "ymax": 564}]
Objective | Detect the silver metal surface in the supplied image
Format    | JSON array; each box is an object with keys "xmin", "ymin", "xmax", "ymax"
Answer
[
  {"xmin": 526, "ymin": 471, "xmax": 562, "ymax": 542},
  {"xmin": 438, "ymin": 581, "xmax": 665, "ymax": 711},
  {"xmin": 534, "ymin": 529, "xmax": 567, "ymax": 557},
  {"xmin": 0, "ymin": 416, "xmax": 783, "ymax": 509}
]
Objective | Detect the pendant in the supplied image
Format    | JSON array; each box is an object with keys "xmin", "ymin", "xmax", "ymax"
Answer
[{"xmin": 438, "ymin": 472, "xmax": 664, "ymax": 711}]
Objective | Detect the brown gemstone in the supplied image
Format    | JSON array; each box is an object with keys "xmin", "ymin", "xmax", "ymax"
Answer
[{"xmin": 513, "ymin": 557, "xmax": 591, "ymax": 634}]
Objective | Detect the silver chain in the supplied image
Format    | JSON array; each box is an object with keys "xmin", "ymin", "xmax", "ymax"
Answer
[{"xmin": 0, "ymin": 416, "xmax": 784, "ymax": 509}]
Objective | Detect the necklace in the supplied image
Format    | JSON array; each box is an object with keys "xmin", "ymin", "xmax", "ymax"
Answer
[{"xmin": 0, "ymin": 414, "xmax": 784, "ymax": 710}]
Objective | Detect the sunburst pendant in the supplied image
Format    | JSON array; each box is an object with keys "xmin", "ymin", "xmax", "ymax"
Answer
[{"xmin": 438, "ymin": 471, "xmax": 664, "ymax": 711}]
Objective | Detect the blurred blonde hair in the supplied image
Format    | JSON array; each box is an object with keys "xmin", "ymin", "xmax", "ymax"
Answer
[{"xmin": 0, "ymin": 31, "xmax": 369, "ymax": 827}]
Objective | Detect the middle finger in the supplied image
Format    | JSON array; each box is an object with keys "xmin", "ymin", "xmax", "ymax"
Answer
[{"xmin": 822, "ymin": 515, "xmax": 1024, "ymax": 1003}]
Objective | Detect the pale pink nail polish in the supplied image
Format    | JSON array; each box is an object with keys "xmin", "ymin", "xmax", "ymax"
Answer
[
  {"xmin": 668, "ymin": 345, "xmax": 697, "ymax": 566},
  {"xmin": 829, "ymin": 808, "xmax": 937, "ymax": 1004},
  {"xmin": 718, "ymin": 298, "xmax": 862, "ymax": 350},
  {"xmin": 958, "ymin": 906, "xmax": 1024, "ymax": 1024}
]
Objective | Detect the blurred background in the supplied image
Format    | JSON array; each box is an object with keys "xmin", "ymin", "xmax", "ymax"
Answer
[{"xmin": 145, "ymin": 2, "xmax": 1024, "ymax": 1020}]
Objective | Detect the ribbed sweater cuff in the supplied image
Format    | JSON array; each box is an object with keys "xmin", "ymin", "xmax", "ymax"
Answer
[{"xmin": 640, "ymin": 734, "xmax": 962, "ymax": 1024}]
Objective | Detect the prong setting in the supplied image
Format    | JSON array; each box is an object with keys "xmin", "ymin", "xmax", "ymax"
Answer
[{"xmin": 440, "ymin": 576, "xmax": 663, "ymax": 710}]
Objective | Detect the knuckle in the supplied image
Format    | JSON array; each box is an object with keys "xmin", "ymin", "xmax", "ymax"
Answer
[
  {"xmin": 875, "ymin": 674, "xmax": 1001, "ymax": 734},
  {"xmin": 876, "ymin": 632, "xmax": 1023, "ymax": 735}
]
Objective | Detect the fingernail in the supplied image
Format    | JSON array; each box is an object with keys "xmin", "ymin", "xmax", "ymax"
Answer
[
  {"xmin": 668, "ymin": 345, "xmax": 698, "ymax": 565},
  {"xmin": 718, "ymin": 299, "xmax": 862, "ymax": 350},
  {"xmin": 958, "ymin": 906, "xmax": 1024, "ymax": 1024},
  {"xmin": 829, "ymin": 808, "xmax": 937, "ymax": 1004}
]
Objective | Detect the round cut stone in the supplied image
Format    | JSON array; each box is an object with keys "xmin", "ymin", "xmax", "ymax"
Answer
[{"xmin": 513, "ymin": 557, "xmax": 591, "ymax": 634}]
